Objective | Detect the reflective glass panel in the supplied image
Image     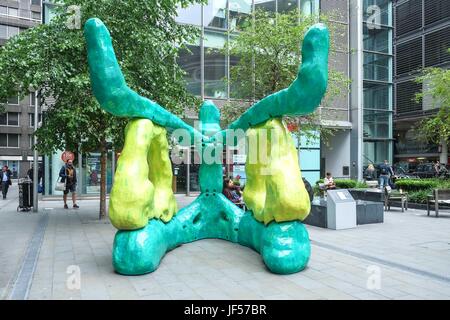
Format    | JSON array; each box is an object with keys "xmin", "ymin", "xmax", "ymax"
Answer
[
  {"xmin": 364, "ymin": 53, "xmax": 390, "ymax": 81},
  {"xmin": 255, "ymin": 0, "xmax": 276, "ymax": 12},
  {"xmin": 176, "ymin": 3, "xmax": 202, "ymax": 26},
  {"xmin": 204, "ymin": 0, "xmax": 228, "ymax": 29},
  {"xmin": 363, "ymin": 24, "xmax": 390, "ymax": 53},
  {"xmin": 363, "ymin": 0, "xmax": 391, "ymax": 26},
  {"xmin": 363, "ymin": 82, "xmax": 391, "ymax": 110},
  {"xmin": 178, "ymin": 45, "xmax": 201, "ymax": 96},
  {"xmin": 363, "ymin": 110, "xmax": 390, "ymax": 139},
  {"xmin": 229, "ymin": 0, "xmax": 252, "ymax": 30},
  {"xmin": 204, "ymin": 31, "xmax": 228, "ymax": 98}
]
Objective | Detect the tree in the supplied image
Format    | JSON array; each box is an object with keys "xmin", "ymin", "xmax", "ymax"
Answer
[
  {"xmin": 414, "ymin": 55, "xmax": 450, "ymax": 146},
  {"xmin": 220, "ymin": 9, "xmax": 349, "ymax": 143},
  {"xmin": 0, "ymin": 0, "xmax": 202, "ymax": 218}
]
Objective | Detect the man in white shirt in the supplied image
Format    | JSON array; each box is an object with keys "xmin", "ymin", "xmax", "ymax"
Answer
[{"xmin": 324, "ymin": 172, "xmax": 336, "ymax": 190}]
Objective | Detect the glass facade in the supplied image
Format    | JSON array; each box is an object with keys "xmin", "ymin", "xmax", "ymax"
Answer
[
  {"xmin": 174, "ymin": 0, "xmax": 321, "ymax": 192},
  {"xmin": 176, "ymin": 0, "xmax": 320, "ymax": 100},
  {"xmin": 43, "ymin": 151, "xmax": 114, "ymax": 196},
  {"xmin": 362, "ymin": 0, "xmax": 393, "ymax": 166}
]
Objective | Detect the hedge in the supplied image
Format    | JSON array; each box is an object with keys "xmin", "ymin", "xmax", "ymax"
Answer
[
  {"xmin": 394, "ymin": 179, "xmax": 439, "ymax": 191},
  {"xmin": 315, "ymin": 179, "xmax": 366, "ymax": 189}
]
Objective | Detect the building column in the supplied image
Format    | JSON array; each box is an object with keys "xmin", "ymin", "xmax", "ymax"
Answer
[{"xmin": 349, "ymin": 0, "xmax": 364, "ymax": 181}]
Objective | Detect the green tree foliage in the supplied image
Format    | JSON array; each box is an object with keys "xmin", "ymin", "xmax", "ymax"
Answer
[
  {"xmin": 415, "ymin": 52, "xmax": 450, "ymax": 145},
  {"xmin": 0, "ymin": 0, "xmax": 203, "ymax": 218},
  {"xmin": 220, "ymin": 9, "xmax": 350, "ymax": 143}
]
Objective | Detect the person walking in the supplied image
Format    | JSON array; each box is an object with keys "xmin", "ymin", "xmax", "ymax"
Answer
[
  {"xmin": 59, "ymin": 159, "xmax": 79, "ymax": 209},
  {"xmin": 1, "ymin": 165, "xmax": 12, "ymax": 199},
  {"xmin": 434, "ymin": 161, "xmax": 441, "ymax": 177},
  {"xmin": 365, "ymin": 163, "xmax": 377, "ymax": 181},
  {"xmin": 379, "ymin": 160, "xmax": 394, "ymax": 190}
]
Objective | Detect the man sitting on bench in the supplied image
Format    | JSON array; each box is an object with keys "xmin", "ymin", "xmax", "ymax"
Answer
[{"xmin": 324, "ymin": 172, "xmax": 336, "ymax": 190}]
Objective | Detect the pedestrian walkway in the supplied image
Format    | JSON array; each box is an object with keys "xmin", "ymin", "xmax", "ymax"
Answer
[{"xmin": 1, "ymin": 191, "xmax": 450, "ymax": 300}]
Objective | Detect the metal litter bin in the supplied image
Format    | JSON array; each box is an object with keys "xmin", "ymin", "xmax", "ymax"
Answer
[{"xmin": 17, "ymin": 178, "xmax": 33, "ymax": 212}]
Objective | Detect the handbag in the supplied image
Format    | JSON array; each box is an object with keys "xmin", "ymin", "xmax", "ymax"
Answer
[{"xmin": 55, "ymin": 177, "xmax": 66, "ymax": 191}]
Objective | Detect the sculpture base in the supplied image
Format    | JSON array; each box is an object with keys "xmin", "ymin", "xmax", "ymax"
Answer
[{"xmin": 112, "ymin": 194, "xmax": 310, "ymax": 275}]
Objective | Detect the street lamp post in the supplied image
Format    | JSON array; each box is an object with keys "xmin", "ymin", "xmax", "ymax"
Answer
[{"xmin": 32, "ymin": 90, "xmax": 40, "ymax": 212}]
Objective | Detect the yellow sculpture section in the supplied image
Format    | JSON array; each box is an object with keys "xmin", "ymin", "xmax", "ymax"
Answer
[
  {"xmin": 109, "ymin": 119, "xmax": 177, "ymax": 230},
  {"xmin": 244, "ymin": 118, "xmax": 311, "ymax": 225}
]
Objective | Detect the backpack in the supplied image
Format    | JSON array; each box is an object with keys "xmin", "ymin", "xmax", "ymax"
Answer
[{"xmin": 380, "ymin": 165, "xmax": 388, "ymax": 175}]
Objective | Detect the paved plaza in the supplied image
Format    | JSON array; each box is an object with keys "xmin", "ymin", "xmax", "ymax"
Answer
[{"xmin": 1, "ymin": 183, "xmax": 450, "ymax": 300}]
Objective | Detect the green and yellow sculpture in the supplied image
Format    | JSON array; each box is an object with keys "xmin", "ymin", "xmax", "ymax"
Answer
[{"xmin": 84, "ymin": 17, "xmax": 329, "ymax": 275}]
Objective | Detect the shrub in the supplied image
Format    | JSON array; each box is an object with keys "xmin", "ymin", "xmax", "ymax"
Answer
[
  {"xmin": 335, "ymin": 179, "xmax": 357, "ymax": 189},
  {"xmin": 395, "ymin": 179, "xmax": 439, "ymax": 191},
  {"xmin": 355, "ymin": 181, "xmax": 368, "ymax": 189},
  {"xmin": 408, "ymin": 190, "xmax": 431, "ymax": 204},
  {"xmin": 315, "ymin": 179, "xmax": 358, "ymax": 189}
]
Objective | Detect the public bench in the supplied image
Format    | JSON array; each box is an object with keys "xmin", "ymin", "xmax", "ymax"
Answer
[
  {"xmin": 384, "ymin": 186, "xmax": 408, "ymax": 212},
  {"xmin": 427, "ymin": 189, "xmax": 450, "ymax": 217}
]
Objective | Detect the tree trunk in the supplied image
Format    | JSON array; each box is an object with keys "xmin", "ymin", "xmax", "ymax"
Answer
[{"xmin": 99, "ymin": 139, "xmax": 108, "ymax": 220}]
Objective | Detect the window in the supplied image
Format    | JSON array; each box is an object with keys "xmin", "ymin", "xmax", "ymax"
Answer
[
  {"xmin": 0, "ymin": 24, "xmax": 6, "ymax": 39},
  {"xmin": 229, "ymin": 0, "xmax": 252, "ymax": 31},
  {"xmin": 364, "ymin": 82, "xmax": 391, "ymax": 110},
  {"xmin": 178, "ymin": 44, "xmax": 201, "ymax": 96},
  {"xmin": 300, "ymin": 0, "xmax": 320, "ymax": 16},
  {"xmin": 363, "ymin": 25, "xmax": 391, "ymax": 54},
  {"xmin": 7, "ymin": 7, "xmax": 18, "ymax": 17},
  {"xmin": 176, "ymin": 4, "xmax": 202, "ymax": 26},
  {"xmin": 0, "ymin": 134, "xmax": 20, "ymax": 148},
  {"xmin": 204, "ymin": 30, "xmax": 227, "ymax": 98},
  {"xmin": 363, "ymin": 110, "xmax": 390, "ymax": 139},
  {"xmin": 364, "ymin": 0, "xmax": 391, "ymax": 26},
  {"xmin": 278, "ymin": 0, "xmax": 298, "ymax": 14},
  {"xmin": 29, "ymin": 134, "xmax": 34, "ymax": 148},
  {"xmin": 363, "ymin": 140, "xmax": 390, "ymax": 166},
  {"xmin": 30, "ymin": 92, "xmax": 36, "ymax": 106},
  {"xmin": 364, "ymin": 53, "xmax": 391, "ymax": 81},
  {"xmin": 255, "ymin": 0, "xmax": 276, "ymax": 13},
  {"xmin": 8, "ymin": 26, "xmax": 19, "ymax": 38},
  {"xmin": 0, "ymin": 6, "xmax": 7, "ymax": 15},
  {"xmin": 31, "ymin": 0, "xmax": 42, "ymax": 6},
  {"xmin": 204, "ymin": 0, "xmax": 228, "ymax": 29},
  {"xmin": 29, "ymin": 113, "xmax": 42, "ymax": 127},
  {"xmin": 31, "ymin": 11, "xmax": 41, "ymax": 20},
  {"xmin": 7, "ymin": 95, "xmax": 19, "ymax": 105},
  {"xmin": 0, "ymin": 113, "xmax": 20, "ymax": 126}
]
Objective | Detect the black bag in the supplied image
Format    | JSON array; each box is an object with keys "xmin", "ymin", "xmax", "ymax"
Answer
[{"xmin": 380, "ymin": 166, "xmax": 388, "ymax": 175}]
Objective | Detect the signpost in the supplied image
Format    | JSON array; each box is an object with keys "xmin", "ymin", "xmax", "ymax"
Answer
[{"xmin": 61, "ymin": 151, "xmax": 75, "ymax": 163}]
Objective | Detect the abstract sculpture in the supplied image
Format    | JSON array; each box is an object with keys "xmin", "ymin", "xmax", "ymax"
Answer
[{"xmin": 84, "ymin": 17, "xmax": 329, "ymax": 275}]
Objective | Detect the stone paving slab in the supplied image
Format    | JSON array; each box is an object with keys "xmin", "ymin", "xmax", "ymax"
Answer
[{"xmin": 2, "ymin": 192, "xmax": 450, "ymax": 300}]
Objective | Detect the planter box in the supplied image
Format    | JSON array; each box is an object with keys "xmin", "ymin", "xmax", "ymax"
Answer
[
  {"xmin": 304, "ymin": 197, "xmax": 384, "ymax": 228},
  {"xmin": 349, "ymin": 189, "xmax": 385, "ymax": 203}
]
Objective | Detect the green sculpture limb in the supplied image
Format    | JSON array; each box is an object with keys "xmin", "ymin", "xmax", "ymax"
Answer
[
  {"xmin": 213, "ymin": 23, "xmax": 329, "ymax": 144},
  {"xmin": 84, "ymin": 18, "xmax": 205, "ymax": 144}
]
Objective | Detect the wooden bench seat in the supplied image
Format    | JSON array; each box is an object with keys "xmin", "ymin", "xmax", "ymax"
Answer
[{"xmin": 427, "ymin": 189, "xmax": 450, "ymax": 217}]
